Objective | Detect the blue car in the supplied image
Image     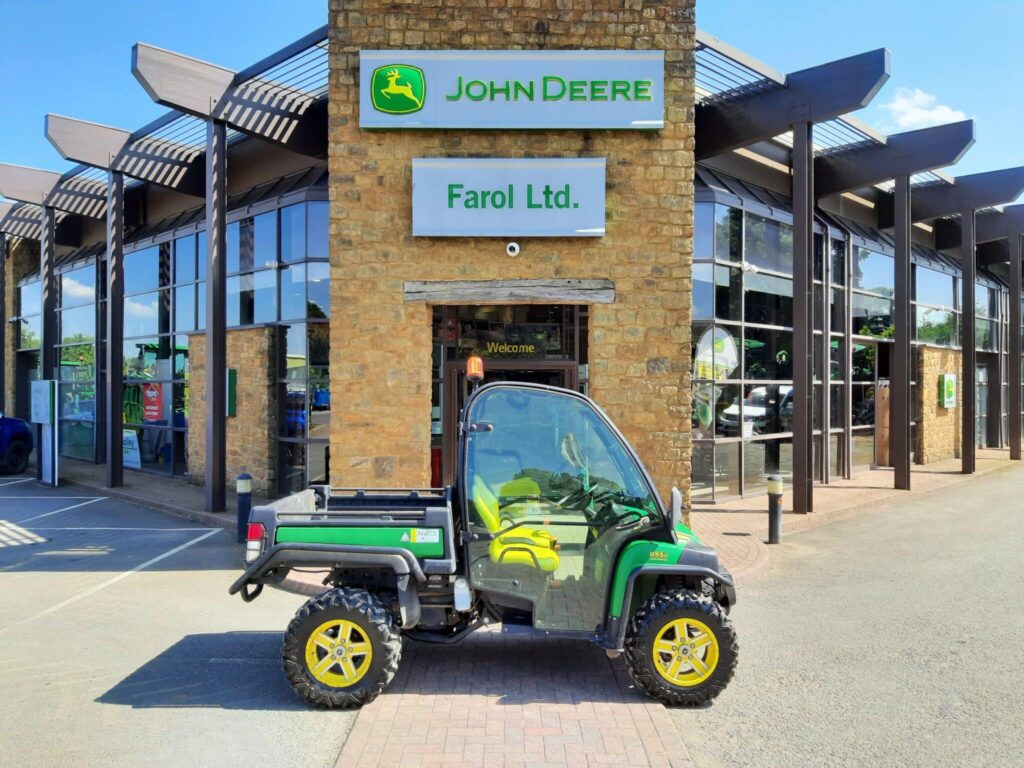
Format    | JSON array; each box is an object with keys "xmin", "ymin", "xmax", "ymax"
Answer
[{"xmin": 0, "ymin": 415, "xmax": 33, "ymax": 474}]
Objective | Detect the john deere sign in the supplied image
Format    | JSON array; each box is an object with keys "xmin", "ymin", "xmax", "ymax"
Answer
[
  {"xmin": 939, "ymin": 373, "xmax": 957, "ymax": 409},
  {"xmin": 412, "ymin": 158, "xmax": 605, "ymax": 237},
  {"xmin": 360, "ymin": 50, "xmax": 664, "ymax": 129}
]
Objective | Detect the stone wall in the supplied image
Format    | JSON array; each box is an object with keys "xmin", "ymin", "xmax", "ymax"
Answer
[
  {"xmin": 327, "ymin": 0, "xmax": 696, "ymax": 503},
  {"xmin": 3, "ymin": 237, "xmax": 40, "ymax": 416},
  {"xmin": 915, "ymin": 345, "xmax": 962, "ymax": 464},
  {"xmin": 187, "ymin": 327, "xmax": 278, "ymax": 494}
]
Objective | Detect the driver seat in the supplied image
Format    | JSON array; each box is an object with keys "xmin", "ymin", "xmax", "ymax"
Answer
[{"xmin": 471, "ymin": 477, "xmax": 560, "ymax": 573}]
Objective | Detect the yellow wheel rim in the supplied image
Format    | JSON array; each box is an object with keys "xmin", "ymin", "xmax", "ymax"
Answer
[
  {"xmin": 652, "ymin": 617, "xmax": 720, "ymax": 687},
  {"xmin": 304, "ymin": 619, "xmax": 373, "ymax": 688}
]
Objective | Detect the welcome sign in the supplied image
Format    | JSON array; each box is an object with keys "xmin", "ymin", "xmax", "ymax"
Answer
[
  {"xmin": 360, "ymin": 50, "xmax": 664, "ymax": 129},
  {"xmin": 412, "ymin": 158, "xmax": 606, "ymax": 237}
]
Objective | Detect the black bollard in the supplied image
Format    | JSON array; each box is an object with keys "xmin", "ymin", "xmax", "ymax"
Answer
[
  {"xmin": 767, "ymin": 474, "xmax": 783, "ymax": 545},
  {"xmin": 236, "ymin": 472, "xmax": 253, "ymax": 543}
]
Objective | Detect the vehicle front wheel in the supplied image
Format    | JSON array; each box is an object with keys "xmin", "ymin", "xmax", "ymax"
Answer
[
  {"xmin": 282, "ymin": 587, "xmax": 402, "ymax": 709},
  {"xmin": 625, "ymin": 589, "xmax": 737, "ymax": 706},
  {"xmin": 1, "ymin": 440, "xmax": 30, "ymax": 475}
]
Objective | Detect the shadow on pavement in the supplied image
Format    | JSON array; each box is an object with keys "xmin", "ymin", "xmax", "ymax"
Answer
[{"xmin": 98, "ymin": 631, "xmax": 306, "ymax": 711}]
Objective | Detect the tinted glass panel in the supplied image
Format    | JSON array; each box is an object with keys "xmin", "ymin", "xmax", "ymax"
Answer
[
  {"xmin": 692, "ymin": 324, "xmax": 740, "ymax": 380},
  {"xmin": 745, "ymin": 273, "xmax": 793, "ymax": 327},
  {"xmin": 743, "ymin": 439, "xmax": 793, "ymax": 493},
  {"xmin": 715, "ymin": 206, "xmax": 742, "ymax": 263},
  {"xmin": 742, "ymin": 384, "xmax": 793, "ymax": 436},
  {"xmin": 61, "ymin": 266, "xmax": 95, "ymax": 307},
  {"xmin": 975, "ymin": 284, "xmax": 996, "ymax": 317},
  {"xmin": 124, "ymin": 291, "xmax": 164, "ymax": 337},
  {"xmin": 226, "ymin": 221, "xmax": 241, "ymax": 274},
  {"xmin": 124, "ymin": 247, "xmax": 161, "ymax": 294},
  {"xmin": 280, "ymin": 203, "xmax": 306, "ymax": 263},
  {"xmin": 280, "ymin": 264, "xmax": 306, "ymax": 321},
  {"xmin": 694, "ymin": 203, "xmax": 713, "ymax": 259},
  {"xmin": 61, "ymin": 305, "xmax": 95, "ymax": 344},
  {"xmin": 59, "ymin": 383, "xmax": 97, "ymax": 420},
  {"xmin": 175, "ymin": 284, "xmax": 196, "ymax": 332},
  {"xmin": 174, "ymin": 236, "xmax": 196, "ymax": 284},
  {"xmin": 691, "ymin": 441, "xmax": 713, "ymax": 498},
  {"xmin": 60, "ymin": 344, "xmax": 95, "ymax": 381},
  {"xmin": 830, "ymin": 239, "xmax": 846, "ymax": 285},
  {"xmin": 307, "ymin": 201, "xmax": 329, "ymax": 259},
  {"xmin": 253, "ymin": 211, "xmax": 277, "ymax": 268},
  {"xmin": 744, "ymin": 328, "xmax": 792, "ymax": 380},
  {"xmin": 916, "ymin": 306, "xmax": 955, "ymax": 346},
  {"xmin": 714, "ymin": 266, "xmax": 741, "ymax": 321},
  {"xmin": 307, "ymin": 262, "xmax": 330, "ymax": 318},
  {"xmin": 309, "ymin": 323, "xmax": 329, "ymax": 369},
  {"xmin": 915, "ymin": 266, "xmax": 954, "ymax": 308},
  {"xmin": 60, "ymin": 420, "xmax": 95, "ymax": 461},
  {"xmin": 19, "ymin": 315, "xmax": 41, "ymax": 348},
  {"xmin": 852, "ymin": 247, "xmax": 893, "ymax": 296},
  {"xmin": 253, "ymin": 269, "xmax": 277, "ymax": 323},
  {"xmin": 852, "ymin": 293, "xmax": 893, "ymax": 337},
  {"xmin": 975, "ymin": 319, "xmax": 996, "ymax": 350},
  {"xmin": 693, "ymin": 264, "xmax": 713, "ymax": 321},
  {"xmin": 744, "ymin": 213, "xmax": 792, "ymax": 273},
  {"xmin": 692, "ymin": 382, "xmax": 740, "ymax": 439},
  {"xmin": 20, "ymin": 281, "xmax": 42, "ymax": 315},
  {"xmin": 830, "ymin": 288, "xmax": 845, "ymax": 333}
]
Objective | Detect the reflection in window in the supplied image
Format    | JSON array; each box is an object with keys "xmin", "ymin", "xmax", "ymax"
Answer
[
  {"xmin": 715, "ymin": 266, "xmax": 742, "ymax": 321},
  {"xmin": 714, "ymin": 205, "xmax": 742, "ymax": 262},
  {"xmin": 692, "ymin": 382, "xmax": 741, "ymax": 439},
  {"xmin": 692, "ymin": 325, "xmax": 740, "ymax": 380},
  {"xmin": 124, "ymin": 247, "xmax": 161, "ymax": 294},
  {"xmin": 915, "ymin": 306, "xmax": 955, "ymax": 346},
  {"xmin": 852, "ymin": 247, "xmax": 893, "ymax": 296},
  {"xmin": 744, "ymin": 273, "xmax": 793, "ymax": 327},
  {"xmin": 853, "ymin": 293, "xmax": 893, "ymax": 338},
  {"xmin": 915, "ymin": 267, "xmax": 954, "ymax": 308},
  {"xmin": 744, "ymin": 213, "xmax": 792, "ymax": 273},
  {"xmin": 61, "ymin": 266, "xmax": 95, "ymax": 307},
  {"xmin": 743, "ymin": 328, "xmax": 793, "ymax": 380},
  {"xmin": 693, "ymin": 264, "xmax": 713, "ymax": 321}
]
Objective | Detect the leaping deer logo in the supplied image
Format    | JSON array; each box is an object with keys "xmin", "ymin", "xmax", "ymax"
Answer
[
  {"xmin": 381, "ymin": 69, "xmax": 422, "ymax": 108},
  {"xmin": 370, "ymin": 64, "xmax": 426, "ymax": 115}
]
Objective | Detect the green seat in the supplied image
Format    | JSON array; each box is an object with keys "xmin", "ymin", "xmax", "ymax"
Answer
[{"xmin": 471, "ymin": 477, "xmax": 559, "ymax": 573}]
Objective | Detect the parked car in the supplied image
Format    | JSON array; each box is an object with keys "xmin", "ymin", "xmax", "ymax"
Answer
[{"xmin": 0, "ymin": 414, "xmax": 34, "ymax": 474}]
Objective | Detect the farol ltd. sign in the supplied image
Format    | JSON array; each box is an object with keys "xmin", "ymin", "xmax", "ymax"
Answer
[
  {"xmin": 359, "ymin": 50, "xmax": 664, "ymax": 129},
  {"xmin": 412, "ymin": 158, "xmax": 605, "ymax": 237}
]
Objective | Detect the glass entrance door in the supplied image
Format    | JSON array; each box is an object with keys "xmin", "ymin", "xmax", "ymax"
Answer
[{"xmin": 976, "ymin": 364, "xmax": 989, "ymax": 449}]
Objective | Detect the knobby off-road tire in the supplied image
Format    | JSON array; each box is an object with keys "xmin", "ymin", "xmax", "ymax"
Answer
[
  {"xmin": 625, "ymin": 589, "xmax": 738, "ymax": 707},
  {"xmin": 282, "ymin": 587, "xmax": 402, "ymax": 709}
]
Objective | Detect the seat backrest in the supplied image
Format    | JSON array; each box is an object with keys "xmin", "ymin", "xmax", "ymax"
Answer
[{"xmin": 471, "ymin": 475, "xmax": 502, "ymax": 534}]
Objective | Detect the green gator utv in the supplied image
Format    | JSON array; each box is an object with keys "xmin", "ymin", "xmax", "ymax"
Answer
[{"xmin": 230, "ymin": 380, "xmax": 738, "ymax": 708}]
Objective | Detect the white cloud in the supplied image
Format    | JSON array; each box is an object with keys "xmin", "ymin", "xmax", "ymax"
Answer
[
  {"xmin": 125, "ymin": 297, "xmax": 158, "ymax": 318},
  {"xmin": 62, "ymin": 276, "xmax": 94, "ymax": 300},
  {"xmin": 879, "ymin": 87, "xmax": 967, "ymax": 131}
]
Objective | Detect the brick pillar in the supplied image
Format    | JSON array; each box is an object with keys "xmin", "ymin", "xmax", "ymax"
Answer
[{"xmin": 328, "ymin": 0, "xmax": 696, "ymax": 501}]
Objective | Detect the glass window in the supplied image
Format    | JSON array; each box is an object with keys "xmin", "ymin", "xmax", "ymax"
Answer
[
  {"xmin": 744, "ymin": 273, "xmax": 793, "ymax": 327},
  {"xmin": 829, "ymin": 338, "xmax": 844, "ymax": 381},
  {"xmin": 851, "ymin": 343, "xmax": 876, "ymax": 382},
  {"xmin": 227, "ymin": 275, "xmax": 244, "ymax": 327},
  {"xmin": 124, "ymin": 247, "xmax": 161, "ymax": 294},
  {"xmin": 60, "ymin": 305, "xmax": 95, "ymax": 344},
  {"xmin": 59, "ymin": 382, "xmax": 97, "ymax": 420},
  {"xmin": 830, "ymin": 239, "xmax": 846, "ymax": 285},
  {"xmin": 123, "ymin": 338, "xmax": 173, "ymax": 380},
  {"xmin": 226, "ymin": 221, "xmax": 241, "ymax": 274},
  {"xmin": 715, "ymin": 206, "xmax": 742, "ymax": 263},
  {"xmin": 308, "ymin": 323, "xmax": 330, "ymax": 371},
  {"xmin": 743, "ymin": 384, "xmax": 794, "ymax": 436},
  {"xmin": 307, "ymin": 441, "xmax": 329, "ymax": 484},
  {"xmin": 851, "ymin": 429, "xmax": 875, "ymax": 467},
  {"xmin": 744, "ymin": 213, "xmax": 792, "ymax": 274},
  {"xmin": 743, "ymin": 328, "xmax": 793, "ymax": 380},
  {"xmin": 280, "ymin": 264, "xmax": 307, "ymax": 321},
  {"xmin": 975, "ymin": 319, "xmax": 996, "ymax": 351},
  {"xmin": 124, "ymin": 291, "xmax": 164, "ymax": 337},
  {"xmin": 60, "ymin": 344, "xmax": 95, "ymax": 381},
  {"xmin": 174, "ymin": 336, "xmax": 190, "ymax": 378},
  {"xmin": 283, "ymin": 323, "xmax": 307, "ymax": 378},
  {"xmin": 280, "ymin": 203, "xmax": 306, "ymax": 263},
  {"xmin": 281, "ymin": 383, "xmax": 307, "ymax": 438},
  {"xmin": 692, "ymin": 324, "xmax": 740, "ymax": 380},
  {"xmin": 279, "ymin": 442, "xmax": 306, "ymax": 495},
  {"xmin": 18, "ymin": 316, "xmax": 41, "ymax": 349},
  {"xmin": 307, "ymin": 201, "xmax": 329, "ymax": 259},
  {"xmin": 915, "ymin": 306, "xmax": 956, "ymax": 346},
  {"xmin": 915, "ymin": 266, "xmax": 954, "ymax": 308},
  {"xmin": 852, "ymin": 293, "xmax": 893, "ymax": 338},
  {"xmin": 253, "ymin": 211, "xmax": 277, "ymax": 269},
  {"xmin": 852, "ymin": 247, "xmax": 893, "ymax": 296},
  {"xmin": 851, "ymin": 384, "xmax": 876, "ymax": 426},
  {"xmin": 829, "ymin": 384, "xmax": 845, "ymax": 428},
  {"xmin": 694, "ymin": 203, "xmax": 713, "ymax": 260},
  {"xmin": 20, "ymin": 281, "xmax": 42, "ymax": 315},
  {"xmin": 175, "ymin": 284, "xmax": 196, "ymax": 332},
  {"xmin": 715, "ymin": 266, "xmax": 741, "ymax": 321},
  {"xmin": 60, "ymin": 420, "xmax": 95, "ymax": 461},
  {"xmin": 691, "ymin": 441, "xmax": 714, "ymax": 498},
  {"xmin": 174, "ymin": 236, "xmax": 196, "ymax": 284},
  {"xmin": 60, "ymin": 266, "xmax": 95, "ymax": 307},
  {"xmin": 692, "ymin": 382, "xmax": 740, "ymax": 439},
  {"xmin": 975, "ymin": 284, "xmax": 996, "ymax": 318},
  {"xmin": 307, "ymin": 262, "xmax": 330, "ymax": 319},
  {"xmin": 253, "ymin": 269, "xmax": 277, "ymax": 323},
  {"xmin": 830, "ymin": 288, "xmax": 845, "ymax": 333},
  {"xmin": 197, "ymin": 230, "xmax": 207, "ymax": 279},
  {"xmin": 743, "ymin": 439, "xmax": 793, "ymax": 493},
  {"xmin": 693, "ymin": 264, "xmax": 713, "ymax": 321}
]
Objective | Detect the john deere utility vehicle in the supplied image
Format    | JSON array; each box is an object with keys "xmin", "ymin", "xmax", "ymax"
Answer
[{"xmin": 230, "ymin": 379, "xmax": 737, "ymax": 708}]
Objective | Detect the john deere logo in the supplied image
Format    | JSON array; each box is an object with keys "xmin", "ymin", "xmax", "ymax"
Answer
[
  {"xmin": 370, "ymin": 64, "xmax": 425, "ymax": 115},
  {"xmin": 945, "ymin": 379, "xmax": 955, "ymax": 399}
]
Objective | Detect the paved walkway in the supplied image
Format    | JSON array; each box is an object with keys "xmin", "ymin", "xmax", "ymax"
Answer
[
  {"xmin": 691, "ymin": 448, "xmax": 1018, "ymax": 583},
  {"xmin": 336, "ymin": 628, "xmax": 694, "ymax": 768}
]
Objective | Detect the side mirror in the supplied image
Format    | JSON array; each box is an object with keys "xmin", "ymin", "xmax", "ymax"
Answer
[{"xmin": 670, "ymin": 486, "xmax": 683, "ymax": 533}]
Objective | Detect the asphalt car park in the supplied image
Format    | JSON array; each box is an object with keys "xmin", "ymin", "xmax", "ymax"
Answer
[{"xmin": 0, "ymin": 476, "xmax": 357, "ymax": 768}]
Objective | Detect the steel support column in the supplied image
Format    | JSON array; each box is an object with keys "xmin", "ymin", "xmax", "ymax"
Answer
[
  {"xmin": 892, "ymin": 175, "xmax": 912, "ymax": 489},
  {"xmin": 1009, "ymin": 232, "xmax": 1022, "ymax": 461},
  {"xmin": 792, "ymin": 122, "xmax": 814, "ymax": 513},
  {"xmin": 961, "ymin": 210, "xmax": 977, "ymax": 474},
  {"xmin": 40, "ymin": 206, "xmax": 57, "ymax": 380},
  {"xmin": 205, "ymin": 119, "xmax": 227, "ymax": 512},
  {"xmin": 0, "ymin": 233, "xmax": 6, "ymax": 413},
  {"xmin": 105, "ymin": 171, "xmax": 125, "ymax": 487}
]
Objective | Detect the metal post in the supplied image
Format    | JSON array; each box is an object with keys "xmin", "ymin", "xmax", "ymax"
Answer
[
  {"xmin": 236, "ymin": 472, "xmax": 252, "ymax": 543},
  {"xmin": 0, "ymin": 233, "xmax": 6, "ymax": 413},
  {"xmin": 792, "ymin": 121, "xmax": 814, "ymax": 513},
  {"xmin": 767, "ymin": 474, "xmax": 783, "ymax": 544},
  {"xmin": 892, "ymin": 175, "xmax": 912, "ymax": 489},
  {"xmin": 1009, "ymin": 232, "xmax": 1022, "ymax": 461},
  {"xmin": 205, "ymin": 118, "xmax": 228, "ymax": 512},
  {"xmin": 40, "ymin": 206, "xmax": 57, "ymax": 380},
  {"xmin": 961, "ymin": 209, "xmax": 977, "ymax": 473},
  {"xmin": 106, "ymin": 170, "xmax": 125, "ymax": 487},
  {"xmin": 820, "ymin": 223, "xmax": 831, "ymax": 485}
]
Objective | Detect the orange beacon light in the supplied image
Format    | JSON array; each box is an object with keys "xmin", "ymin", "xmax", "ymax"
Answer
[{"xmin": 466, "ymin": 354, "xmax": 485, "ymax": 383}]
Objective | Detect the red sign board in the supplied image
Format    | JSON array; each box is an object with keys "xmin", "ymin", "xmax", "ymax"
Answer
[{"xmin": 143, "ymin": 383, "xmax": 163, "ymax": 422}]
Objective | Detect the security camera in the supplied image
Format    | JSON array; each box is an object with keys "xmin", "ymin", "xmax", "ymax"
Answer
[{"xmin": 506, "ymin": 241, "xmax": 521, "ymax": 257}]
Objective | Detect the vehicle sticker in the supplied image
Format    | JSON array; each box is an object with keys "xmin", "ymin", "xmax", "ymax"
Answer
[{"xmin": 412, "ymin": 528, "xmax": 440, "ymax": 544}]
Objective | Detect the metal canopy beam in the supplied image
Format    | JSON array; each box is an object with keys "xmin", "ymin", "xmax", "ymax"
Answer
[
  {"xmin": 46, "ymin": 113, "xmax": 206, "ymax": 197},
  {"xmin": 961, "ymin": 211, "xmax": 977, "ymax": 475},
  {"xmin": 695, "ymin": 48, "xmax": 890, "ymax": 160},
  {"xmin": 910, "ymin": 167, "xmax": 1024, "ymax": 222},
  {"xmin": 0, "ymin": 163, "xmax": 63, "ymax": 206},
  {"xmin": 975, "ymin": 204, "xmax": 1024, "ymax": 244},
  {"xmin": 132, "ymin": 43, "xmax": 327, "ymax": 159},
  {"xmin": 816, "ymin": 120, "xmax": 975, "ymax": 198}
]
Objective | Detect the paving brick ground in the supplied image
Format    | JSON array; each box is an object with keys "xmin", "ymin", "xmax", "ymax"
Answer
[{"xmin": 335, "ymin": 627, "xmax": 695, "ymax": 768}]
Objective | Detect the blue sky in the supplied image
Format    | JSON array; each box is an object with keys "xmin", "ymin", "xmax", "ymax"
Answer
[{"xmin": 0, "ymin": 1, "xmax": 1020, "ymax": 183}]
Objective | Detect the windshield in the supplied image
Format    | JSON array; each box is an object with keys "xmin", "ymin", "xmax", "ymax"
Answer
[{"xmin": 464, "ymin": 386, "xmax": 659, "ymax": 525}]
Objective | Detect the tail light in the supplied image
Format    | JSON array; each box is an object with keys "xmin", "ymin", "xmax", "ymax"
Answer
[{"xmin": 245, "ymin": 522, "xmax": 266, "ymax": 564}]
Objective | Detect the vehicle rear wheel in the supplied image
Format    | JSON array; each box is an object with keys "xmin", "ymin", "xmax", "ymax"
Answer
[
  {"xmin": 282, "ymin": 587, "xmax": 402, "ymax": 709},
  {"xmin": 1, "ymin": 440, "xmax": 30, "ymax": 475},
  {"xmin": 624, "ymin": 589, "xmax": 737, "ymax": 707}
]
